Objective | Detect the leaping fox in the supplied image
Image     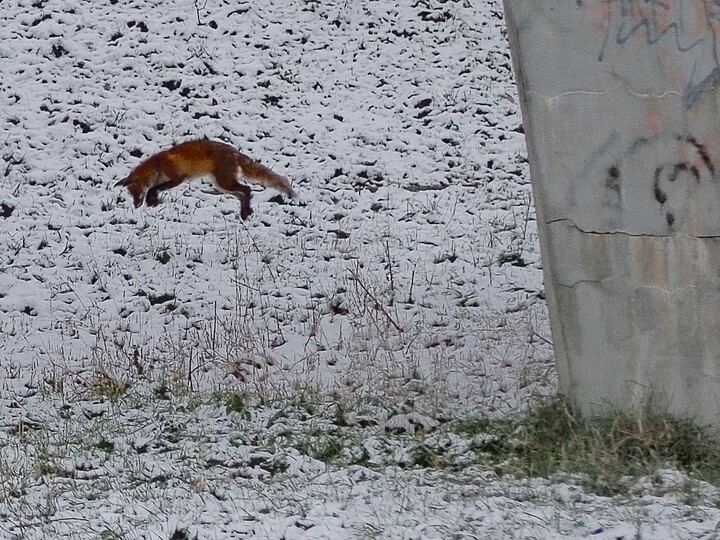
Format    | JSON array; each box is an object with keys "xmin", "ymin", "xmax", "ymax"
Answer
[{"xmin": 116, "ymin": 139, "xmax": 295, "ymax": 220}]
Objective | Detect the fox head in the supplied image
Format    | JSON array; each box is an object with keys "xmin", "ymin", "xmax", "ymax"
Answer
[{"xmin": 115, "ymin": 176, "xmax": 146, "ymax": 208}]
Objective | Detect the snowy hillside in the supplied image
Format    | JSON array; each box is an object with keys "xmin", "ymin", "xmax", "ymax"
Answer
[
  {"xmin": 0, "ymin": 0, "xmax": 717, "ymax": 538},
  {"xmin": 1, "ymin": 0, "xmax": 546, "ymax": 409}
]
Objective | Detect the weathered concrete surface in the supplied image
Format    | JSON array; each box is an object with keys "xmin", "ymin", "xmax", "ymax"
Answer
[{"xmin": 503, "ymin": 0, "xmax": 720, "ymax": 425}]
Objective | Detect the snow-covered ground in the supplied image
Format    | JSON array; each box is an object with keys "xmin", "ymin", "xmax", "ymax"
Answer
[{"xmin": 0, "ymin": 0, "xmax": 718, "ymax": 538}]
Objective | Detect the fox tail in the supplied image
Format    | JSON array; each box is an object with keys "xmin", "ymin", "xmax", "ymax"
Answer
[{"xmin": 235, "ymin": 152, "xmax": 296, "ymax": 199}]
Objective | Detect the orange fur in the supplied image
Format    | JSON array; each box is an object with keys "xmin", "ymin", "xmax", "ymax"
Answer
[{"xmin": 116, "ymin": 139, "xmax": 295, "ymax": 219}]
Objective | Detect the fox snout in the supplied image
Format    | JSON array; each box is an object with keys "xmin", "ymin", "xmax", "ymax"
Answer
[{"xmin": 115, "ymin": 176, "xmax": 144, "ymax": 207}]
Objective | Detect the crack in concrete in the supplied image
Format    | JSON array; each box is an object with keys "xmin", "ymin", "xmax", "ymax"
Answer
[
  {"xmin": 555, "ymin": 278, "xmax": 699, "ymax": 295},
  {"xmin": 545, "ymin": 217, "xmax": 720, "ymax": 239},
  {"xmin": 539, "ymin": 84, "xmax": 682, "ymax": 106}
]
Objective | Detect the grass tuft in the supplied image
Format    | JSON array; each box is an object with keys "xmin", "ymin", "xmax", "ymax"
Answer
[{"xmin": 459, "ymin": 397, "xmax": 720, "ymax": 495}]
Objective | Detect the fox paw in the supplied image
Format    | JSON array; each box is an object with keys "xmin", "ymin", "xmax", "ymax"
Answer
[
  {"xmin": 240, "ymin": 205, "xmax": 253, "ymax": 220},
  {"xmin": 146, "ymin": 195, "xmax": 161, "ymax": 207}
]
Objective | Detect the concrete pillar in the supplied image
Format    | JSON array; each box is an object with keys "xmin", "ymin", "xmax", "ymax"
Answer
[{"xmin": 503, "ymin": 1, "xmax": 720, "ymax": 425}]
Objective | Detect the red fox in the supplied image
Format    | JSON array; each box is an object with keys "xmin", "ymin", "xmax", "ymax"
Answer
[{"xmin": 116, "ymin": 139, "xmax": 295, "ymax": 219}]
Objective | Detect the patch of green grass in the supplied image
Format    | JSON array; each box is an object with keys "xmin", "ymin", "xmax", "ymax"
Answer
[
  {"xmin": 9, "ymin": 383, "xmax": 720, "ymax": 518},
  {"xmin": 210, "ymin": 391, "xmax": 250, "ymax": 418},
  {"xmin": 454, "ymin": 397, "xmax": 720, "ymax": 495},
  {"xmin": 411, "ymin": 443, "xmax": 441, "ymax": 468},
  {"xmin": 96, "ymin": 438, "xmax": 115, "ymax": 453},
  {"xmin": 200, "ymin": 394, "xmax": 720, "ymax": 496},
  {"xmin": 311, "ymin": 436, "xmax": 345, "ymax": 462},
  {"xmin": 99, "ymin": 530, "xmax": 126, "ymax": 540},
  {"xmin": 295, "ymin": 433, "xmax": 345, "ymax": 463},
  {"xmin": 334, "ymin": 403, "xmax": 348, "ymax": 427},
  {"xmin": 263, "ymin": 458, "xmax": 290, "ymax": 476}
]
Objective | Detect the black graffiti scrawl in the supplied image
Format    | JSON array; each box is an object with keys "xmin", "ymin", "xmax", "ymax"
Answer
[
  {"xmin": 576, "ymin": 0, "xmax": 720, "ymax": 109},
  {"xmin": 605, "ymin": 133, "xmax": 715, "ymax": 229}
]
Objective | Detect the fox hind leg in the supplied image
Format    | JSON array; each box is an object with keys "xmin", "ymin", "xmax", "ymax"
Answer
[
  {"xmin": 231, "ymin": 184, "xmax": 253, "ymax": 220},
  {"xmin": 213, "ymin": 161, "xmax": 253, "ymax": 220}
]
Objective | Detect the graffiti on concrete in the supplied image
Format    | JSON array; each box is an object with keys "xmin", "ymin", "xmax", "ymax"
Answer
[
  {"xmin": 602, "ymin": 133, "xmax": 715, "ymax": 229},
  {"xmin": 576, "ymin": 0, "xmax": 720, "ymax": 109}
]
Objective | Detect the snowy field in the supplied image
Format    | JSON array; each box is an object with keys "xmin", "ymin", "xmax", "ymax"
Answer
[{"xmin": 0, "ymin": 0, "xmax": 718, "ymax": 538}]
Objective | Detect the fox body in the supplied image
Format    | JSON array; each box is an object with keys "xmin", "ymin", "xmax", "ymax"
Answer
[{"xmin": 116, "ymin": 139, "xmax": 295, "ymax": 219}]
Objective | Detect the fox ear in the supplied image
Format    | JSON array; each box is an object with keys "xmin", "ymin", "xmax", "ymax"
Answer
[{"xmin": 115, "ymin": 177, "xmax": 129, "ymax": 187}]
